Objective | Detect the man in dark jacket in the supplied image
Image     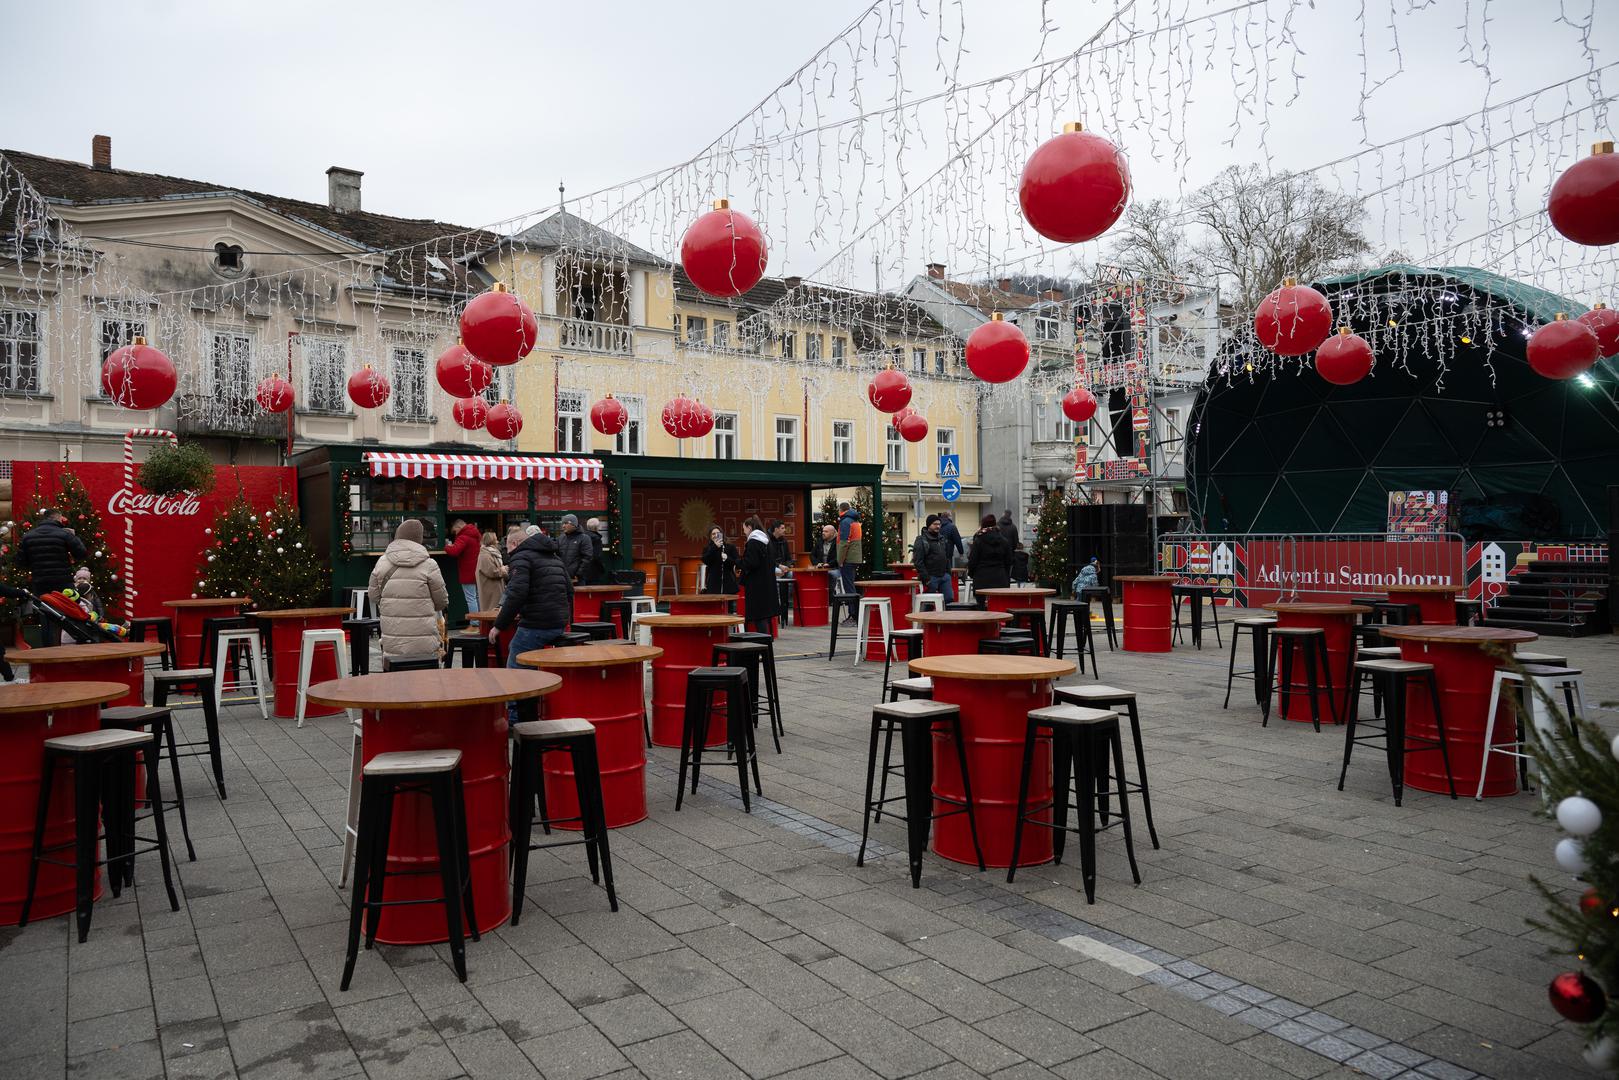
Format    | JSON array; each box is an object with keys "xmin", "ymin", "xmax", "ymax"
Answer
[
  {"xmin": 938, "ymin": 512, "xmax": 964, "ymax": 561},
  {"xmin": 911, "ymin": 515, "xmax": 954, "ymax": 602},
  {"xmin": 836, "ymin": 503, "xmax": 863, "ymax": 606},
  {"xmin": 555, "ymin": 514, "xmax": 591, "ymax": 583},
  {"xmin": 17, "ymin": 508, "xmax": 87, "ymax": 594},
  {"xmin": 969, "ymin": 513, "xmax": 1013, "ymax": 591},
  {"xmin": 998, "ymin": 510, "xmax": 1019, "ymax": 551},
  {"xmin": 492, "ymin": 531, "xmax": 573, "ymax": 720}
]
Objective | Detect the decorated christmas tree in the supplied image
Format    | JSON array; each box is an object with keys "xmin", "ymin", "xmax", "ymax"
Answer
[
  {"xmin": 1030, "ymin": 489, "xmax": 1070, "ymax": 591},
  {"xmin": 196, "ymin": 493, "xmax": 325, "ymax": 609},
  {"xmin": 851, "ymin": 486, "xmax": 879, "ymax": 574},
  {"xmin": 0, "ymin": 471, "xmax": 124, "ymax": 624}
]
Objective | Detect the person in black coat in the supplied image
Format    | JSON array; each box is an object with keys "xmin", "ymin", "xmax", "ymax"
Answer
[
  {"xmin": 16, "ymin": 509, "xmax": 87, "ymax": 594},
  {"xmin": 998, "ymin": 510, "xmax": 1020, "ymax": 552},
  {"xmin": 701, "ymin": 526, "xmax": 739, "ymax": 593},
  {"xmin": 968, "ymin": 513, "xmax": 1013, "ymax": 591},
  {"xmin": 738, "ymin": 515, "xmax": 779, "ymax": 634},
  {"xmin": 492, "ymin": 532, "xmax": 574, "ymax": 696}
]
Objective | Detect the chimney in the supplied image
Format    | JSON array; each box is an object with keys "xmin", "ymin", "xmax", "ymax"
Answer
[
  {"xmin": 783, "ymin": 275, "xmax": 802, "ymax": 290},
  {"xmin": 997, "ymin": 278, "xmax": 1013, "ymax": 293},
  {"xmin": 1043, "ymin": 288, "xmax": 1064, "ymax": 301},
  {"xmin": 326, "ymin": 166, "xmax": 364, "ymax": 212},
  {"xmin": 91, "ymin": 135, "xmax": 111, "ymax": 170},
  {"xmin": 926, "ymin": 262, "xmax": 946, "ymax": 279}
]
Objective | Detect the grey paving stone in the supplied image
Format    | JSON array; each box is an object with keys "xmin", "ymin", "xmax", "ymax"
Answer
[
  {"xmin": 1346, "ymin": 1050, "xmax": 1408, "ymax": 1079},
  {"xmin": 225, "ymin": 1003, "xmax": 362, "ymax": 1080},
  {"xmin": 989, "ymin": 967, "xmax": 1143, "ymax": 1032},
  {"xmin": 618, "ymin": 946, "xmax": 743, "ymax": 1005},
  {"xmin": 804, "ymin": 998, "xmax": 953, "ymax": 1079},
  {"xmin": 672, "ymin": 988, "xmax": 842, "ymax": 1077},
  {"xmin": 519, "ymin": 1022, "xmax": 630, "ymax": 1080},
  {"xmin": 529, "ymin": 943, "xmax": 641, "ymax": 1008},
  {"xmin": 1305, "ymin": 1034, "xmax": 1361, "ymax": 1063},
  {"xmin": 211, "ymin": 960, "xmax": 325, "ymax": 1023},
  {"xmin": 580, "ymin": 993, "xmax": 686, "ymax": 1047},
  {"xmin": 64, "ymin": 1037, "xmax": 166, "ymax": 1080},
  {"xmin": 913, "ymin": 1015, "xmax": 1028, "ymax": 1075},
  {"xmin": 471, "ymin": 975, "xmax": 587, "ymax": 1042},
  {"xmin": 621, "ymin": 1030, "xmax": 749, "ymax": 1080},
  {"xmin": 974, "ymin": 1007, "xmax": 1101, "ymax": 1067},
  {"xmin": 885, "ymin": 960, "xmax": 1020, "ymax": 1024},
  {"xmin": 67, "ymin": 1006, "xmax": 158, "ymax": 1058},
  {"xmin": 1050, "ymin": 1048, "xmax": 1166, "ymax": 1079}
]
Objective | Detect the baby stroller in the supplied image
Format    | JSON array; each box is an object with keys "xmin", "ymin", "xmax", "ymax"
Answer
[{"xmin": 2, "ymin": 582, "xmax": 127, "ymax": 646}]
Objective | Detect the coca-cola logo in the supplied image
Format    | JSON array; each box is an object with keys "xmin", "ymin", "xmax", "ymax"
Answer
[{"xmin": 107, "ymin": 489, "xmax": 202, "ymax": 517}]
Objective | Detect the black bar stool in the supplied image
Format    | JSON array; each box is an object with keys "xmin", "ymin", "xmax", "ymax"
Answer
[
  {"xmin": 343, "ymin": 618, "xmax": 380, "ymax": 675},
  {"xmin": 880, "ymin": 628, "xmax": 924, "ymax": 702},
  {"xmin": 945, "ymin": 601, "xmax": 982, "ymax": 612},
  {"xmin": 1348, "ymin": 598, "xmax": 1384, "ymax": 624},
  {"xmin": 730, "ymin": 630, "xmax": 784, "ymax": 744},
  {"xmin": 1372, "ymin": 601, "xmax": 1420, "ymax": 626},
  {"xmin": 1339, "ymin": 659, "xmax": 1456, "ymax": 806},
  {"xmin": 828, "ymin": 592, "xmax": 861, "ymax": 659},
  {"xmin": 555, "ymin": 631, "xmax": 591, "ymax": 648},
  {"xmin": 600, "ymin": 600, "xmax": 634, "ymax": 640},
  {"xmin": 443, "ymin": 633, "xmax": 489, "ymax": 668},
  {"xmin": 857, "ymin": 699, "xmax": 983, "ymax": 886},
  {"xmin": 1171, "ymin": 585, "xmax": 1221, "ymax": 649},
  {"xmin": 1053, "ymin": 684, "xmax": 1159, "ymax": 849},
  {"xmin": 509, "ymin": 718, "xmax": 617, "ymax": 923},
  {"xmin": 1006, "ymin": 608, "xmax": 1049, "ymax": 656},
  {"xmin": 571, "ymin": 621, "xmax": 616, "ymax": 642},
  {"xmin": 127, "ymin": 617, "xmax": 175, "ymax": 670},
  {"xmin": 382, "ymin": 654, "xmax": 441, "ymax": 673},
  {"xmin": 1263, "ymin": 627, "xmax": 1335, "ymax": 732},
  {"xmin": 885, "ymin": 676, "xmax": 933, "ymax": 704},
  {"xmin": 1081, "ymin": 587, "xmax": 1117, "ymax": 650},
  {"xmin": 100, "ymin": 705, "xmax": 196, "ymax": 863},
  {"xmin": 1224, "ymin": 617, "xmax": 1275, "ymax": 709},
  {"xmin": 712, "ymin": 641, "xmax": 781, "ymax": 754},
  {"xmin": 676, "ymin": 667, "xmax": 760, "ymax": 812},
  {"xmin": 1047, "ymin": 600, "xmax": 1098, "ymax": 674},
  {"xmin": 1007, "ymin": 704, "xmax": 1141, "ymax": 903},
  {"xmin": 776, "ymin": 578, "xmax": 797, "ymax": 626},
  {"xmin": 978, "ymin": 636, "xmax": 1038, "ymax": 657},
  {"xmin": 342, "ymin": 749, "xmax": 477, "ymax": 990},
  {"xmin": 150, "ymin": 642, "xmax": 228, "ymax": 801},
  {"xmin": 20, "ymin": 727, "xmax": 181, "ymax": 942},
  {"xmin": 1453, "ymin": 598, "xmax": 1483, "ymax": 626},
  {"xmin": 1352, "ymin": 623, "xmax": 1387, "ymax": 651}
]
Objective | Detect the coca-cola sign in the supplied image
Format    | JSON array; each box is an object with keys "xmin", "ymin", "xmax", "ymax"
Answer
[{"xmin": 107, "ymin": 489, "xmax": 202, "ymax": 517}]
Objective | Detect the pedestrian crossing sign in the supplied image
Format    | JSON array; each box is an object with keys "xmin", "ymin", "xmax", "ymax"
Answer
[{"xmin": 939, "ymin": 454, "xmax": 959, "ymax": 478}]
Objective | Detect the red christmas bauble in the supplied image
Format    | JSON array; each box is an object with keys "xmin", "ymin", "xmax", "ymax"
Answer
[
  {"xmin": 435, "ymin": 342, "xmax": 495, "ymax": 398},
  {"xmin": 1061, "ymin": 386, "xmax": 1098, "ymax": 423},
  {"xmin": 485, "ymin": 401, "xmax": 523, "ymax": 441},
  {"xmin": 1315, "ymin": 328, "xmax": 1375, "ymax": 385},
  {"xmin": 1018, "ymin": 123, "xmax": 1132, "ymax": 244},
  {"xmin": 590, "ymin": 395, "xmax": 628, "ymax": 436},
  {"xmin": 898, "ymin": 411, "xmax": 930, "ymax": 443},
  {"xmin": 100, "ymin": 337, "xmax": 177, "ymax": 410},
  {"xmin": 1581, "ymin": 889, "xmax": 1606, "ymax": 916},
  {"xmin": 966, "ymin": 314, "xmax": 1031, "ymax": 383},
  {"xmin": 680, "ymin": 199, "xmax": 768, "ymax": 297},
  {"xmin": 1548, "ymin": 142, "xmax": 1619, "ymax": 247},
  {"xmin": 254, "ymin": 374, "xmax": 294, "ymax": 413},
  {"xmin": 1255, "ymin": 280, "xmax": 1333, "ymax": 356},
  {"xmin": 452, "ymin": 396, "xmax": 488, "ymax": 430},
  {"xmin": 662, "ymin": 396, "xmax": 701, "ymax": 438},
  {"xmin": 689, "ymin": 401, "xmax": 715, "ymax": 438},
  {"xmin": 1577, "ymin": 304, "xmax": 1619, "ymax": 358},
  {"xmin": 1549, "ymin": 972, "xmax": 1606, "ymax": 1024},
  {"xmin": 867, "ymin": 369, "xmax": 913, "ymax": 413},
  {"xmin": 1528, "ymin": 314, "xmax": 1601, "ymax": 379},
  {"xmin": 346, "ymin": 365, "xmax": 391, "ymax": 409},
  {"xmin": 890, "ymin": 406, "xmax": 916, "ymax": 431},
  {"xmin": 459, "ymin": 283, "xmax": 537, "ymax": 367}
]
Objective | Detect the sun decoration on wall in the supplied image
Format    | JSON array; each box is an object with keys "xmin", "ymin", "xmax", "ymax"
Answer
[{"xmin": 679, "ymin": 498, "xmax": 716, "ymax": 541}]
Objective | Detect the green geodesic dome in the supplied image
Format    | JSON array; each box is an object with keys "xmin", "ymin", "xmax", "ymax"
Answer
[{"xmin": 1188, "ymin": 265, "xmax": 1619, "ymax": 540}]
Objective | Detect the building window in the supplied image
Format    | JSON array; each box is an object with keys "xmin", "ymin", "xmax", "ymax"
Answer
[
  {"xmin": 775, "ymin": 416, "xmax": 798, "ymax": 462},
  {"xmin": 1035, "ymin": 315, "xmax": 1060, "ymax": 341},
  {"xmin": 100, "ymin": 317, "xmax": 147, "ymax": 362},
  {"xmin": 210, "ymin": 331, "xmax": 254, "ymax": 402},
  {"xmin": 807, "ymin": 334, "xmax": 822, "ymax": 362},
  {"xmin": 780, "ymin": 331, "xmax": 796, "ymax": 360},
  {"xmin": 1036, "ymin": 402, "xmax": 1077, "ymax": 443},
  {"xmin": 302, "ymin": 337, "xmax": 349, "ymax": 413},
  {"xmin": 912, "ymin": 347, "xmax": 926, "ymax": 373},
  {"xmin": 891, "ymin": 345, "xmax": 903, "ymax": 368},
  {"xmin": 885, "ymin": 427, "xmax": 905, "ymax": 473},
  {"xmin": 935, "ymin": 427, "xmax": 956, "ymax": 474},
  {"xmin": 0, "ymin": 310, "xmax": 41, "ymax": 393},
  {"xmin": 389, "ymin": 347, "xmax": 429, "ymax": 421},
  {"xmin": 831, "ymin": 337, "xmax": 845, "ymax": 366},
  {"xmin": 832, "ymin": 420, "xmax": 853, "ymax": 464},
  {"xmin": 556, "ymin": 388, "xmax": 586, "ymax": 452},
  {"xmin": 480, "ymin": 366, "xmax": 514, "ymax": 408},
  {"xmin": 616, "ymin": 394, "xmax": 645, "ymax": 454},
  {"xmin": 714, "ymin": 412, "xmax": 738, "ymax": 459},
  {"xmin": 934, "ymin": 349, "xmax": 949, "ymax": 375},
  {"xmin": 685, "ymin": 316, "xmax": 708, "ymax": 347},
  {"xmin": 713, "ymin": 321, "xmax": 730, "ymax": 349},
  {"xmin": 213, "ymin": 242, "xmax": 245, "ymax": 277}
]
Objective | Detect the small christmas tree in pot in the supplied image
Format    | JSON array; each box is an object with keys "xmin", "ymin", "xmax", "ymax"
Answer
[
  {"xmin": 1030, "ymin": 489, "xmax": 1071, "ymax": 593},
  {"xmin": 197, "ymin": 493, "xmax": 324, "ymax": 609}
]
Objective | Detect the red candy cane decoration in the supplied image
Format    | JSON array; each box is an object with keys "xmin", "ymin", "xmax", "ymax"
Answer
[{"xmin": 123, "ymin": 427, "xmax": 178, "ymax": 609}]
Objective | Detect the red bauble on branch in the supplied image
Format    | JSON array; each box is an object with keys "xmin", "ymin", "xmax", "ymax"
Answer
[
  {"xmin": 1528, "ymin": 313, "xmax": 1601, "ymax": 379},
  {"xmin": 1548, "ymin": 141, "xmax": 1619, "ymax": 247},
  {"xmin": 898, "ymin": 411, "xmax": 930, "ymax": 443},
  {"xmin": 1549, "ymin": 972, "xmax": 1606, "ymax": 1024},
  {"xmin": 459, "ymin": 282, "xmax": 537, "ymax": 367},
  {"xmin": 485, "ymin": 401, "xmax": 523, "ymax": 441},
  {"xmin": 1577, "ymin": 303, "xmax": 1619, "ymax": 358},
  {"xmin": 254, "ymin": 373, "xmax": 294, "ymax": 413},
  {"xmin": 681, "ymin": 198, "xmax": 768, "ymax": 297},
  {"xmin": 100, "ymin": 337, "xmax": 177, "ymax": 410},
  {"xmin": 1061, "ymin": 386, "xmax": 1098, "ymax": 423},
  {"xmin": 452, "ymin": 395, "xmax": 488, "ymax": 430},
  {"xmin": 662, "ymin": 396, "xmax": 701, "ymax": 438},
  {"xmin": 868, "ymin": 369, "xmax": 913, "ymax": 413},
  {"xmin": 1314, "ymin": 328, "xmax": 1374, "ymax": 385},
  {"xmin": 435, "ymin": 341, "xmax": 494, "ymax": 398},
  {"xmin": 966, "ymin": 313, "xmax": 1031, "ymax": 383},
  {"xmin": 590, "ymin": 394, "xmax": 628, "ymax": 436},
  {"xmin": 1255, "ymin": 278, "xmax": 1333, "ymax": 356},
  {"xmin": 346, "ymin": 365, "xmax": 392, "ymax": 409},
  {"xmin": 1018, "ymin": 122, "xmax": 1132, "ymax": 244}
]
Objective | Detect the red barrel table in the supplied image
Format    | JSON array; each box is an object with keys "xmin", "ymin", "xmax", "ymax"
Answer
[
  {"xmin": 0, "ymin": 681, "xmax": 127, "ymax": 925},
  {"xmin": 667, "ymin": 593, "xmax": 736, "ymax": 616},
  {"xmin": 677, "ymin": 556, "xmax": 705, "ymax": 595},
  {"xmin": 18, "ymin": 642, "xmax": 165, "ymax": 708},
  {"xmin": 1264, "ymin": 603, "xmax": 1370, "ymax": 723},
  {"xmin": 1116, "ymin": 576, "xmax": 1176, "ymax": 653},
  {"xmin": 466, "ymin": 610, "xmax": 515, "ymax": 667},
  {"xmin": 889, "ymin": 563, "xmax": 919, "ymax": 581},
  {"xmin": 573, "ymin": 584, "xmax": 630, "ymax": 624},
  {"xmin": 1382, "ymin": 584, "xmax": 1461, "ymax": 627},
  {"xmin": 258, "ymin": 607, "xmax": 351, "ymax": 720},
  {"xmin": 907, "ymin": 654, "xmax": 1076, "ymax": 868},
  {"xmin": 640, "ymin": 613, "xmax": 743, "ymax": 748},
  {"xmin": 1382, "ymin": 625, "xmax": 1538, "ymax": 797},
  {"xmin": 856, "ymin": 579, "xmax": 921, "ymax": 660},
  {"xmin": 977, "ymin": 587, "xmax": 1055, "ymax": 615},
  {"xmin": 164, "ymin": 597, "xmax": 249, "ymax": 669},
  {"xmin": 517, "ymin": 643, "xmax": 660, "ymax": 829},
  {"xmin": 796, "ymin": 569, "xmax": 832, "ymax": 628},
  {"xmin": 305, "ymin": 668, "xmax": 558, "ymax": 944},
  {"xmin": 908, "ymin": 610, "xmax": 1012, "ymax": 657}
]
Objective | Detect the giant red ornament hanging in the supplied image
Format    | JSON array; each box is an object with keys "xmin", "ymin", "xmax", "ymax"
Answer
[
  {"xmin": 459, "ymin": 282, "xmax": 537, "ymax": 367},
  {"xmin": 1528, "ymin": 313, "xmax": 1601, "ymax": 379},
  {"xmin": 681, "ymin": 198, "xmax": 768, "ymax": 297},
  {"xmin": 485, "ymin": 401, "xmax": 523, "ymax": 441},
  {"xmin": 452, "ymin": 395, "xmax": 488, "ymax": 430},
  {"xmin": 1255, "ymin": 278, "xmax": 1333, "ymax": 356},
  {"xmin": 100, "ymin": 336, "xmax": 177, "ymax": 410},
  {"xmin": 898, "ymin": 411, "xmax": 930, "ymax": 443},
  {"xmin": 689, "ymin": 400, "xmax": 715, "ymax": 439},
  {"xmin": 966, "ymin": 313, "xmax": 1031, "ymax": 383},
  {"xmin": 254, "ymin": 373, "xmax": 294, "ymax": 413},
  {"xmin": 1577, "ymin": 303, "xmax": 1619, "ymax": 358},
  {"xmin": 589, "ymin": 394, "xmax": 628, "ymax": 436},
  {"xmin": 1549, "ymin": 972, "xmax": 1606, "ymax": 1024},
  {"xmin": 1018, "ymin": 122, "xmax": 1132, "ymax": 244},
  {"xmin": 1548, "ymin": 141, "xmax": 1619, "ymax": 247},
  {"xmin": 346, "ymin": 364, "xmax": 391, "ymax": 410},
  {"xmin": 1314, "ymin": 328, "xmax": 1375, "ymax": 385},
  {"xmin": 434, "ymin": 341, "xmax": 494, "ymax": 398},
  {"xmin": 1061, "ymin": 386, "xmax": 1098, "ymax": 423},
  {"xmin": 890, "ymin": 406, "xmax": 916, "ymax": 431},
  {"xmin": 662, "ymin": 396, "xmax": 702, "ymax": 438},
  {"xmin": 867, "ymin": 369, "xmax": 913, "ymax": 413}
]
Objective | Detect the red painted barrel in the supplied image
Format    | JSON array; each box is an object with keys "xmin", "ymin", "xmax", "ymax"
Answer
[
  {"xmin": 929, "ymin": 676, "xmax": 1054, "ymax": 868},
  {"xmin": 668, "ymin": 595, "xmax": 734, "ymax": 616},
  {"xmin": 796, "ymin": 571, "xmax": 830, "ymax": 628},
  {"xmin": 264, "ymin": 612, "xmax": 345, "ymax": 720},
  {"xmin": 1120, "ymin": 578, "xmax": 1173, "ymax": 653},
  {"xmin": 573, "ymin": 592, "xmax": 605, "ymax": 623},
  {"xmin": 916, "ymin": 617, "xmax": 1007, "ymax": 657},
  {"xmin": 1272, "ymin": 609, "xmax": 1358, "ymax": 724},
  {"xmin": 541, "ymin": 662, "xmax": 649, "ymax": 829},
  {"xmin": 648, "ymin": 622, "xmax": 735, "ymax": 747},
  {"xmin": 890, "ymin": 564, "xmax": 919, "ymax": 581},
  {"xmin": 1397, "ymin": 639, "xmax": 1517, "ymax": 797},
  {"xmin": 1385, "ymin": 588, "xmax": 1459, "ymax": 627},
  {"xmin": 27, "ymin": 655, "xmax": 149, "ymax": 709},
  {"xmin": 165, "ymin": 598, "xmax": 246, "ymax": 669},
  {"xmin": 0, "ymin": 703, "xmax": 104, "ymax": 923}
]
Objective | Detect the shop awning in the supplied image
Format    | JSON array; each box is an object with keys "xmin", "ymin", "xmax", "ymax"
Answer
[{"xmin": 363, "ymin": 452, "xmax": 602, "ymax": 482}]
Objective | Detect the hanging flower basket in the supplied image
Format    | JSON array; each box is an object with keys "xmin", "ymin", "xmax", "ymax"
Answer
[{"xmin": 137, "ymin": 442, "xmax": 216, "ymax": 496}]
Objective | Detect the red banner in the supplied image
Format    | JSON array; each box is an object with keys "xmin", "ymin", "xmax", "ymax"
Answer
[
  {"xmin": 10, "ymin": 461, "xmax": 295, "ymax": 619},
  {"xmin": 1241, "ymin": 539, "xmax": 1464, "ymax": 606}
]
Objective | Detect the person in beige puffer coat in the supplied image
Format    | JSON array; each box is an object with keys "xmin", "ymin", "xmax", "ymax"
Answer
[{"xmin": 368, "ymin": 518, "xmax": 449, "ymax": 660}]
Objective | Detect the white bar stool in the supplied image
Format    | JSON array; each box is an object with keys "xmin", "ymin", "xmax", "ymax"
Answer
[
  {"xmin": 853, "ymin": 597, "xmax": 892, "ymax": 666},
  {"xmin": 1477, "ymin": 663, "xmax": 1587, "ymax": 800},
  {"xmin": 214, "ymin": 627, "xmax": 268, "ymax": 719},
  {"xmin": 913, "ymin": 593, "xmax": 945, "ymax": 615},
  {"xmin": 295, "ymin": 628, "xmax": 351, "ymax": 728},
  {"xmin": 628, "ymin": 596, "xmax": 658, "ymax": 646},
  {"xmin": 349, "ymin": 588, "xmax": 371, "ymax": 619},
  {"xmin": 658, "ymin": 563, "xmax": 680, "ymax": 598},
  {"xmin": 339, "ymin": 715, "xmax": 363, "ymax": 886}
]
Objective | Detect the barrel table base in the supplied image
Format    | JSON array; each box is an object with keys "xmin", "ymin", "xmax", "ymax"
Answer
[
  {"xmin": 362, "ymin": 703, "xmax": 511, "ymax": 944},
  {"xmin": 929, "ymin": 678, "xmax": 1054, "ymax": 868},
  {"xmin": 796, "ymin": 573, "xmax": 830, "ymax": 628},
  {"xmin": 649, "ymin": 625, "xmax": 733, "ymax": 748},
  {"xmin": 1275, "ymin": 611, "xmax": 1355, "ymax": 724},
  {"xmin": 28, "ymin": 657, "xmax": 146, "ymax": 709},
  {"xmin": 1396, "ymin": 640, "xmax": 1517, "ymax": 797},
  {"xmin": 919, "ymin": 622, "xmax": 1001, "ymax": 658},
  {"xmin": 1385, "ymin": 589, "xmax": 1458, "ymax": 627},
  {"xmin": 0, "ymin": 703, "xmax": 103, "ymax": 924},
  {"xmin": 1121, "ymin": 580, "xmax": 1173, "ymax": 653},
  {"xmin": 542, "ymin": 664, "xmax": 648, "ymax": 829},
  {"xmin": 859, "ymin": 585, "xmax": 917, "ymax": 661},
  {"xmin": 669, "ymin": 598, "xmax": 733, "ymax": 616},
  {"xmin": 171, "ymin": 604, "xmax": 242, "ymax": 670},
  {"xmin": 269, "ymin": 617, "xmax": 341, "ymax": 720}
]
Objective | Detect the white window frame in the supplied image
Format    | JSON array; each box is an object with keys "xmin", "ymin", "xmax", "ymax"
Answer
[
  {"xmin": 934, "ymin": 349, "xmax": 949, "ymax": 375},
  {"xmin": 806, "ymin": 333, "xmax": 822, "ymax": 362},
  {"xmin": 885, "ymin": 427, "xmax": 905, "ymax": 473},
  {"xmin": 912, "ymin": 346, "xmax": 926, "ymax": 373},
  {"xmin": 388, "ymin": 345, "xmax": 429, "ymax": 422},
  {"xmin": 0, "ymin": 309, "xmax": 42, "ymax": 394},
  {"xmin": 713, "ymin": 411, "xmax": 738, "ymax": 460},
  {"xmin": 301, "ymin": 336, "xmax": 349, "ymax": 413},
  {"xmin": 774, "ymin": 415, "xmax": 799, "ymax": 462},
  {"xmin": 1035, "ymin": 315, "xmax": 1060, "ymax": 341},
  {"xmin": 780, "ymin": 331, "xmax": 796, "ymax": 360},
  {"xmin": 210, "ymin": 329, "xmax": 255, "ymax": 403},
  {"xmin": 556, "ymin": 387, "xmax": 587, "ymax": 452},
  {"xmin": 831, "ymin": 337, "xmax": 846, "ymax": 366},
  {"xmin": 712, "ymin": 321, "xmax": 730, "ymax": 349},
  {"xmin": 99, "ymin": 315, "xmax": 147, "ymax": 362},
  {"xmin": 616, "ymin": 394, "xmax": 645, "ymax": 455},
  {"xmin": 685, "ymin": 315, "xmax": 708, "ymax": 347},
  {"xmin": 935, "ymin": 427, "xmax": 956, "ymax": 475},
  {"xmin": 832, "ymin": 420, "xmax": 854, "ymax": 464}
]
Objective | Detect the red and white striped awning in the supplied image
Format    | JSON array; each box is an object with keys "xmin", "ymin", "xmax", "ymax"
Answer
[{"xmin": 363, "ymin": 452, "xmax": 603, "ymax": 482}]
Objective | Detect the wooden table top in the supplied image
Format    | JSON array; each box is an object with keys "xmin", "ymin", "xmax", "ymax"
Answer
[
  {"xmin": 908, "ymin": 655, "xmax": 1077, "ymax": 681},
  {"xmin": 638, "ymin": 614, "xmax": 745, "ymax": 629},
  {"xmin": 164, "ymin": 597, "xmax": 248, "ymax": 608},
  {"xmin": 1380, "ymin": 584, "xmax": 1463, "ymax": 594},
  {"xmin": 1381, "ymin": 625, "xmax": 1539, "ymax": 646},
  {"xmin": 516, "ymin": 643, "xmax": 662, "ymax": 669},
  {"xmin": 857, "ymin": 579, "xmax": 920, "ymax": 588},
  {"xmin": 255, "ymin": 607, "xmax": 352, "ymax": 620},
  {"xmin": 0, "ymin": 680, "xmax": 129, "ymax": 715},
  {"xmin": 907, "ymin": 610, "xmax": 1013, "ymax": 625},
  {"xmin": 976, "ymin": 587, "xmax": 1056, "ymax": 597},
  {"xmin": 1264, "ymin": 603, "xmax": 1373, "ymax": 615},
  {"xmin": 666, "ymin": 593, "xmax": 736, "ymax": 603},
  {"xmin": 15, "ymin": 642, "xmax": 166, "ymax": 664},
  {"xmin": 574, "ymin": 585, "xmax": 632, "ymax": 594},
  {"xmin": 304, "ymin": 668, "xmax": 561, "ymax": 710},
  {"xmin": 1114, "ymin": 575, "xmax": 1179, "ymax": 584}
]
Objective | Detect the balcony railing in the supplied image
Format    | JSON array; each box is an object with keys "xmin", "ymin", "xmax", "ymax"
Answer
[
  {"xmin": 561, "ymin": 319, "xmax": 633, "ymax": 355},
  {"xmin": 175, "ymin": 394, "xmax": 289, "ymax": 438}
]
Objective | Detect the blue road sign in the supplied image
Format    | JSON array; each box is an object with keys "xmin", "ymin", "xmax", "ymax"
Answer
[
  {"xmin": 942, "ymin": 478, "xmax": 961, "ymax": 502},
  {"xmin": 939, "ymin": 454, "xmax": 960, "ymax": 478}
]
